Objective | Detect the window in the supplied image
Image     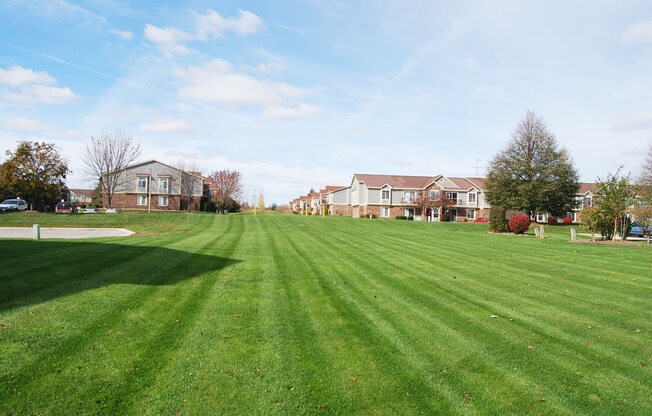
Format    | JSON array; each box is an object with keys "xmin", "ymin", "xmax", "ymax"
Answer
[
  {"xmin": 567, "ymin": 212, "xmax": 576, "ymax": 222},
  {"xmin": 428, "ymin": 190, "xmax": 440, "ymax": 201},
  {"xmin": 158, "ymin": 196, "xmax": 168, "ymax": 206},
  {"xmin": 446, "ymin": 192, "xmax": 457, "ymax": 200},
  {"xmin": 381, "ymin": 190, "xmax": 389, "ymax": 200},
  {"xmin": 404, "ymin": 191, "xmax": 415, "ymax": 203},
  {"xmin": 380, "ymin": 206, "xmax": 390, "ymax": 217},
  {"xmin": 158, "ymin": 177, "xmax": 169, "ymax": 193},
  {"xmin": 432, "ymin": 208, "xmax": 439, "ymax": 218},
  {"xmin": 467, "ymin": 209, "xmax": 475, "ymax": 219},
  {"xmin": 468, "ymin": 192, "xmax": 476, "ymax": 203},
  {"xmin": 137, "ymin": 195, "xmax": 147, "ymax": 206},
  {"xmin": 537, "ymin": 213, "xmax": 545, "ymax": 222},
  {"xmin": 137, "ymin": 176, "xmax": 148, "ymax": 192},
  {"xmin": 583, "ymin": 197, "xmax": 591, "ymax": 208}
]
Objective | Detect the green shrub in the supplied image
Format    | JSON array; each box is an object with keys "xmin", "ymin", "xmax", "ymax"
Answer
[
  {"xmin": 396, "ymin": 216, "xmax": 408, "ymax": 220},
  {"xmin": 489, "ymin": 206, "xmax": 509, "ymax": 232}
]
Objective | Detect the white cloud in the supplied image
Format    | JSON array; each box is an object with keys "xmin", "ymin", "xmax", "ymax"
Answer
[
  {"xmin": 139, "ymin": 117, "xmax": 196, "ymax": 134},
  {"xmin": 2, "ymin": 117, "xmax": 54, "ymax": 132},
  {"xmin": 622, "ymin": 20, "xmax": 652, "ymax": 42},
  {"xmin": 144, "ymin": 24, "xmax": 193, "ymax": 56},
  {"xmin": 1, "ymin": 84, "xmax": 80, "ymax": 104},
  {"xmin": 0, "ymin": 65, "xmax": 56, "ymax": 87},
  {"xmin": 109, "ymin": 28, "xmax": 133, "ymax": 40},
  {"xmin": 263, "ymin": 103, "xmax": 322, "ymax": 119},
  {"xmin": 144, "ymin": 9, "xmax": 263, "ymax": 56},
  {"xmin": 194, "ymin": 9, "xmax": 264, "ymax": 40},
  {"xmin": 611, "ymin": 112, "xmax": 652, "ymax": 131},
  {"xmin": 175, "ymin": 59, "xmax": 313, "ymax": 114}
]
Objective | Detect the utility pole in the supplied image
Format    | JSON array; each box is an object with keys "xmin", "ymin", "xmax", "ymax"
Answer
[{"xmin": 148, "ymin": 165, "xmax": 152, "ymax": 214}]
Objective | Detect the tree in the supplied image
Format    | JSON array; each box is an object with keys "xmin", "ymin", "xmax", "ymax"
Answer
[
  {"xmin": 177, "ymin": 161, "xmax": 202, "ymax": 212},
  {"xmin": 81, "ymin": 129, "xmax": 141, "ymax": 207},
  {"xmin": 258, "ymin": 193, "xmax": 265, "ymax": 210},
  {"xmin": 641, "ymin": 143, "xmax": 652, "ymax": 187},
  {"xmin": 209, "ymin": 169, "xmax": 243, "ymax": 214},
  {"xmin": 0, "ymin": 141, "xmax": 69, "ymax": 210},
  {"xmin": 594, "ymin": 168, "xmax": 639, "ymax": 240},
  {"xmin": 486, "ymin": 111, "xmax": 580, "ymax": 217},
  {"xmin": 489, "ymin": 206, "xmax": 509, "ymax": 232},
  {"xmin": 578, "ymin": 206, "xmax": 601, "ymax": 241}
]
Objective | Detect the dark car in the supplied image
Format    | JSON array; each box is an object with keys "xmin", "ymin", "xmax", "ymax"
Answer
[{"xmin": 55, "ymin": 201, "xmax": 76, "ymax": 213}]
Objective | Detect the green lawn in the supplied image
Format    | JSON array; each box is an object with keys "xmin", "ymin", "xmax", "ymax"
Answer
[{"xmin": 0, "ymin": 212, "xmax": 650, "ymax": 415}]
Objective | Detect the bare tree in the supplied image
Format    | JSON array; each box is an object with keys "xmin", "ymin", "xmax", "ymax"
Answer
[
  {"xmin": 81, "ymin": 130, "xmax": 141, "ymax": 207},
  {"xmin": 414, "ymin": 190, "xmax": 434, "ymax": 221},
  {"xmin": 209, "ymin": 169, "xmax": 243, "ymax": 214},
  {"xmin": 177, "ymin": 160, "xmax": 202, "ymax": 212},
  {"xmin": 642, "ymin": 144, "xmax": 652, "ymax": 183}
]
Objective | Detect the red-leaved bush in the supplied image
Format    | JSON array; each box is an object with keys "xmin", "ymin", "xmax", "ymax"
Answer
[
  {"xmin": 563, "ymin": 217, "xmax": 572, "ymax": 224},
  {"xmin": 509, "ymin": 215, "xmax": 531, "ymax": 234},
  {"xmin": 547, "ymin": 216, "xmax": 557, "ymax": 224}
]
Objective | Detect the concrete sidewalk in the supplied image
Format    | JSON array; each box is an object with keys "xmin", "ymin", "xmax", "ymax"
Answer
[{"xmin": 0, "ymin": 227, "xmax": 134, "ymax": 239}]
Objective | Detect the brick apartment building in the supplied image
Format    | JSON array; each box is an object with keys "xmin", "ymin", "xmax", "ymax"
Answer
[{"xmin": 102, "ymin": 160, "xmax": 205, "ymax": 211}]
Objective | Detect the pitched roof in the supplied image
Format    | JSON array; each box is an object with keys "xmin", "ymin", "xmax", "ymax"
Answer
[
  {"xmin": 324, "ymin": 185, "xmax": 345, "ymax": 192},
  {"xmin": 465, "ymin": 177, "xmax": 486, "ymax": 190},
  {"xmin": 353, "ymin": 174, "xmax": 436, "ymax": 189},
  {"xmin": 446, "ymin": 177, "xmax": 476, "ymax": 190},
  {"xmin": 578, "ymin": 182, "xmax": 597, "ymax": 194},
  {"xmin": 69, "ymin": 189, "xmax": 94, "ymax": 196}
]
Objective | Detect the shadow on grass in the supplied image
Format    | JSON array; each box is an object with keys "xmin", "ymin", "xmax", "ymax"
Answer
[{"xmin": 0, "ymin": 240, "xmax": 240, "ymax": 312}]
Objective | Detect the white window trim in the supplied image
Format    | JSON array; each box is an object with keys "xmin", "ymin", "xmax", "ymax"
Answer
[
  {"xmin": 158, "ymin": 177, "xmax": 169, "ymax": 193},
  {"xmin": 137, "ymin": 176, "xmax": 148, "ymax": 192},
  {"xmin": 468, "ymin": 192, "xmax": 477, "ymax": 204},
  {"xmin": 380, "ymin": 206, "xmax": 390, "ymax": 217},
  {"xmin": 158, "ymin": 195, "xmax": 168, "ymax": 207},
  {"xmin": 137, "ymin": 194, "xmax": 147, "ymax": 206},
  {"xmin": 466, "ymin": 209, "xmax": 475, "ymax": 219}
]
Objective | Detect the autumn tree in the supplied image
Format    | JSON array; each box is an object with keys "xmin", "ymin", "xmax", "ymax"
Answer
[
  {"xmin": 81, "ymin": 129, "xmax": 141, "ymax": 206},
  {"xmin": 594, "ymin": 168, "xmax": 639, "ymax": 240},
  {"xmin": 209, "ymin": 169, "xmax": 243, "ymax": 214},
  {"xmin": 0, "ymin": 141, "xmax": 69, "ymax": 210},
  {"xmin": 258, "ymin": 193, "xmax": 265, "ymax": 210},
  {"xmin": 486, "ymin": 111, "xmax": 580, "ymax": 218}
]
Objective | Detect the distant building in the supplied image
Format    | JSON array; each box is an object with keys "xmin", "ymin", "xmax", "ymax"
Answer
[{"xmin": 101, "ymin": 159, "xmax": 204, "ymax": 210}]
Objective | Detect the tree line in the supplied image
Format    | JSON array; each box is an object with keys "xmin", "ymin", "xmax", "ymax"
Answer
[{"xmin": 0, "ymin": 130, "xmax": 248, "ymax": 213}]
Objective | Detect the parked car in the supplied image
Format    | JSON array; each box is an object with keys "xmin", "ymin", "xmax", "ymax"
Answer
[
  {"xmin": 474, "ymin": 217, "xmax": 489, "ymax": 223},
  {"xmin": 0, "ymin": 199, "xmax": 28, "ymax": 212},
  {"xmin": 105, "ymin": 206, "xmax": 121, "ymax": 213},
  {"xmin": 55, "ymin": 201, "xmax": 76, "ymax": 213},
  {"xmin": 629, "ymin": 222, "xmax": 652, "ymax": 237},
  {"xmin": 83, "ymin": 206, "xmax": 98, "ymax": 214}
]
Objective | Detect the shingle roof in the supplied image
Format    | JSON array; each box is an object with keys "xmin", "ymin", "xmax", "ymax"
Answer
[
  {"xmin": 69, "ymin": 189, "xmax": 94, "ymax": 196},
  {"xmin": 465, "ymin": 177, "xmax": 486, "ymax": 190},
  {"xmin": 578, "ymin": 182, "xmax": 597, "ymax": 194},
  {"xmin": 354, "ymin": 174, "xmax": 437, "ymax": 189}
]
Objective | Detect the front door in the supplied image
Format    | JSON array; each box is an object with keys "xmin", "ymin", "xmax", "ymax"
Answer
[{"xmin": 450, "ymin": 209, "xmax": 457, "ymax": 222}]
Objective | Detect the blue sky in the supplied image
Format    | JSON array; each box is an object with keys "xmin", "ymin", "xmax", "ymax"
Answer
[{"xmin": 1, "ymin": 0, "xmax": 651, "ymax": 204}]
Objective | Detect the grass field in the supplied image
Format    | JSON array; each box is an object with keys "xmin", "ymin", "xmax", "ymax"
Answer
[{"xmin": 0, "ymin": 212, "xmax": 650, "ymax": 415}]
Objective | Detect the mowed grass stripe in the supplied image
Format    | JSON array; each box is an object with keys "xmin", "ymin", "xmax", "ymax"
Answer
[
  {"xmin": 0, "ymin": 215, "xmax": 238, "ymax": 414},
  {"xmin": 277, "ymin": 216, "xmax": 550, "ymax": 414},
  {"xmin": 0, "ymin": 213, "xmax": 649, "ymax": 415},
  {"xmin": 281, "ymin": 215, "xmax": 650, "ymax": 414},
  {"xmin": 267, "ymin": 215, "xmax": 466, "ymax": 414}
]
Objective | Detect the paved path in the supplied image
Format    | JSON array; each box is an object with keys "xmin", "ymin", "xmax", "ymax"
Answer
[{"xmin": 0, "ymin": 227, "xmax": 134, "ymax": 239}]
